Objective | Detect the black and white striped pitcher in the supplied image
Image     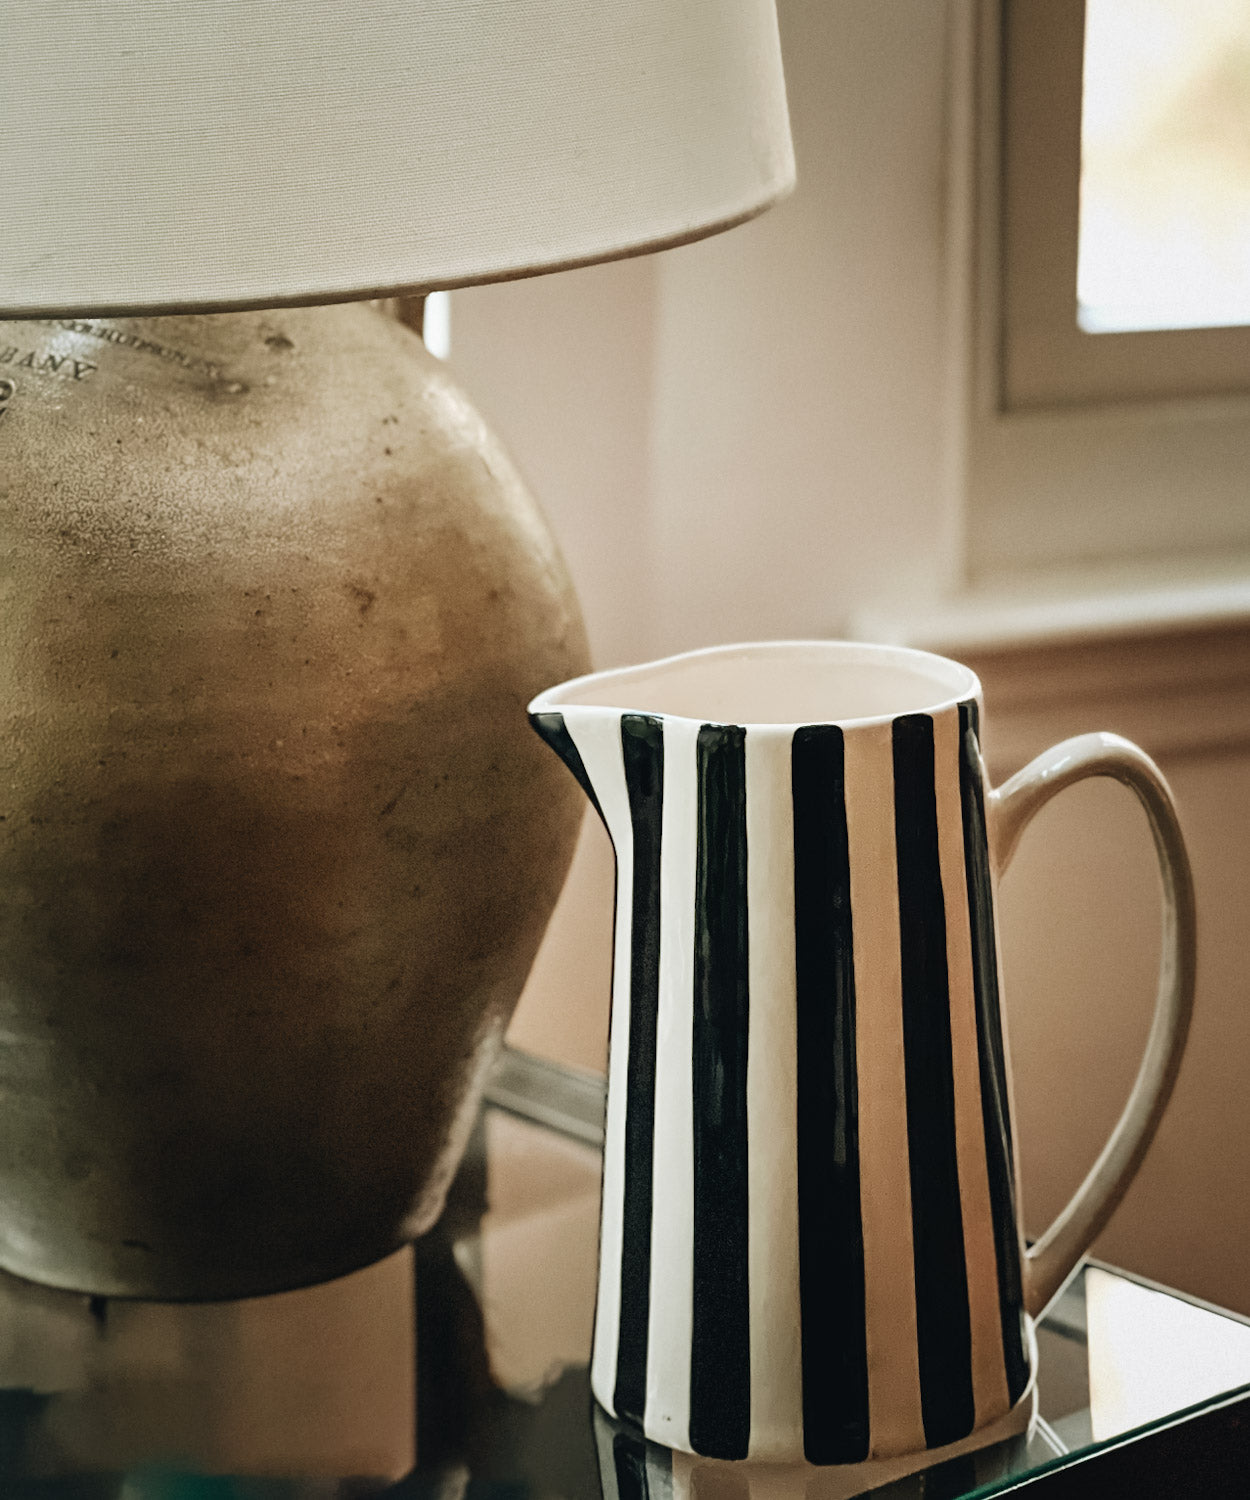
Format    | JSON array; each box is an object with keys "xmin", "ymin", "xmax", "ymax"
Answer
[{"xmin": 529, "ymin": 641, "xmax": 1195, "ymax": 1469}]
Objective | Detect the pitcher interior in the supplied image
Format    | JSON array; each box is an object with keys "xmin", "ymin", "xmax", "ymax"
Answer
[{"xmin": 540, "ymin": 641, "xmax": 979, "ymax": 727}]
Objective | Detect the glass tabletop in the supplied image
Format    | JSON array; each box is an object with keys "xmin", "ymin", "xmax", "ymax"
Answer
[{"xmin": 0, "ymin": 1048, "xmax": 1247, "ymax": 1498}]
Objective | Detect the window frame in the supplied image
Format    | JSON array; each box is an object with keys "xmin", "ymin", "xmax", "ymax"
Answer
[
  {"xmin": 1001, "ymin": 0, "xmax": 1250, "ymax": 408},
  {"xmin": 961, "ymin": 0, "xmax": 1250, "ymax": 583}
]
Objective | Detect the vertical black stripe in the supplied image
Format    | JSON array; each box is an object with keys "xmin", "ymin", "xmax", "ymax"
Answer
[
  {"xmin": 596, "ymin": 1406, "xmax": 673, "ymax": 1500},
  {"xmin": 614, "ymin": 714, "xmax": 665, "ymax": 1425},
  {"xmin": 529, "ymin": 711, "xmax": 606, "ymax": 827},
  {"xmin": 612, "ymin": 1428, "xmax": 652, "ymax": 1500},
  {"xmin": 689, "ymin": 724, "xmax": 751, "ymax": 1459},
  {"xmin": 792, "ymin": 725, "xmax": 870, "ymax": 1464},
  {"xmin": 958, "ymin": 699, "xmax": 1030, "ymax": 1403},
  {"xmin": 893, "ymin": 713, "xmax": 976, "ymax": 1448}
]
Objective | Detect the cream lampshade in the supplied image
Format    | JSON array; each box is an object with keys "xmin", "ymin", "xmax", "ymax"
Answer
[
  {"xmin": 4, "ymin": 0, "xmax": 793, "ymax": 313},
  {"xmin": 0, "ymin": 2, "xmax": 792, "ymax": 1303}
]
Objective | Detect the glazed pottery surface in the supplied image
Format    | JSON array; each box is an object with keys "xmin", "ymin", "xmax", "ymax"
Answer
[
  {"xmin": 530, "ymin": 641, "xmax": 1195, "ymax": 1467},
  {"xmin": 0, "ymin": 305, "xmax": 588, "ymax": 1298}
]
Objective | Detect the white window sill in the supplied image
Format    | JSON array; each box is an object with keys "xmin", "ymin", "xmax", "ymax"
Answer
[{"xmin": 853, "ymin": 552, "xmax": 1250, "ymax": 654}]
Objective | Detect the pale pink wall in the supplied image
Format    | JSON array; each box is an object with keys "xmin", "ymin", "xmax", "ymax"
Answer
[
  {"xmin": 451, "ymin": 0, "xmax": 966, "ymax": 1075},
  {"xmin": 450, "ymin": 0, "xmax": 1250, "ymax": 1315},
  {"xmin": 1000, "ymin": 753, "xmax": 1250, "ymax": 1315}
]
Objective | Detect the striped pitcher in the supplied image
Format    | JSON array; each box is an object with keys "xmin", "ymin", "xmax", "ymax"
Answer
[{"xmin": 529, "ymin": 641, "xmax": 1194, "ymax": 1471}]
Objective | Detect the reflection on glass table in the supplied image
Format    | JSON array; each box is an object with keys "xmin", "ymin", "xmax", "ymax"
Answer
[{"xmin": 0, "ymin": 1049, "xmax": 1246, "ymax": 1497}]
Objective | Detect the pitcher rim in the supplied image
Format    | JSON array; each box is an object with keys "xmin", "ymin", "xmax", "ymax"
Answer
[{"xmin": 527, "ymin": 639, "xmax": 983, "ymax": 732}]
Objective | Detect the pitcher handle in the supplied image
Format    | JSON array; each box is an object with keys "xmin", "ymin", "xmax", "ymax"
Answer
[{"xmin": 988, "ymin": 731, "xmax": 1197, "ymax": 1319}]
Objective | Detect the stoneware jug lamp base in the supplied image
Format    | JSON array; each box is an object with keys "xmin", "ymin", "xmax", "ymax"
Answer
[{"xmin": 0, "ymin": 305, "xmax": 589, "ymax": 1300}]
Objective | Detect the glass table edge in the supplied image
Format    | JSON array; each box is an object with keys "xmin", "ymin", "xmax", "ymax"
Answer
[
  {"xmin": 955, "ymin": 1379, "xmax": 1250, "ymax": 1499},
  {"xmin": 488, "ymin": 1045, "xmax": 1250, "ymax": 1498}
]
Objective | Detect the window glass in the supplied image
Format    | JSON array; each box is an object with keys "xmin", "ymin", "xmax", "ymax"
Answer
[{"xmin": 1079, "ymin": 0, "xmax": 1250, "ymax": 333}]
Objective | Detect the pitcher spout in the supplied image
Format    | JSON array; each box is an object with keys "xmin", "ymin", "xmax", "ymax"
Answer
[{"xmin": 529, "ymin": 709, "xmax": 606, "ymax": 825}]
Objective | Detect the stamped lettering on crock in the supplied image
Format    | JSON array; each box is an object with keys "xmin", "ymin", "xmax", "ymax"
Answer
[
  {"xmin": 0, "ymin": 378, "xmax": 15, "ymax": 420},
  {"xmin": 0, "ymin": 346, "xmax": 96, "ymax": 382},
  {"xmin": 34, "ymin": 319, "xmax": 220, "ymax": 379}
]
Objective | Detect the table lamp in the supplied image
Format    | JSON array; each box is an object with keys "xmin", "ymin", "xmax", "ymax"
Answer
[{"xmin": 1, "ymin": 1, "xmax": 793, "ymax": 1300}]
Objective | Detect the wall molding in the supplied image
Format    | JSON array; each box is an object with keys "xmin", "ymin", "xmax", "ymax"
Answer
[{"xmin": 935, "ymin": 616, "xmax": 1250, "ymax": 779}]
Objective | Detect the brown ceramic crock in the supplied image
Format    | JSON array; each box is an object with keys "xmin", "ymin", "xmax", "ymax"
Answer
[{"xmin": 0, "ymin": 304, "xmax": 587, "ymax": 1298}]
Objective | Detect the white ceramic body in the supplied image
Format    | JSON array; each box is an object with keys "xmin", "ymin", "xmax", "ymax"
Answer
[{"xmin": 530, "ymin": 642, "xmax": 1195, "ymax": 1469}]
